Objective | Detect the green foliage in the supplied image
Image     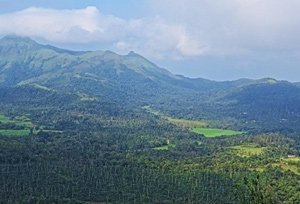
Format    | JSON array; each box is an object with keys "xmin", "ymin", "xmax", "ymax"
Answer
[
  {"xmin": 227, "ymin": 144, "xmax": 267, "ymax": 157},
  {"xmin": 0, "ymin": 85, "xmax": 298, "ymax": 203},
  {"xmin": 0, "ymin": 114, "xmax": 33, "ymax": 136},
  {"xmin": 153, "ymin": 144, "xmax": 176, "ymax": 150},
  {"xmin": 0, "ymin": 36, "xmax": 299, "ymax": 203},
  {"xmin": 167, "ymin": 117, "xmax": 208, "ymax": 128},
  {"xmin": 237, "ymin": 174, "xmax": 281, "ymax": 204},
  {"xmin": 0, "ymin": 114, "xmax": 32, "ymax": 126},
  {"xmin": 272, "ymin": 157, "xmax": 300, "ymax": 175}
]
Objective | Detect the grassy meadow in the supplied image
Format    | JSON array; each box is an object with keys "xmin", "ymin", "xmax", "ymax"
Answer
[
  {"xmin": 0, "ymin": 129, "xmax": 31, "ymax": 136},
  {"xmin": 227, "ymin": 144, "xmax": 267, "ymax": 157},
  {"xmin": 192, "ymin": 128, "xmax": 243, "ymax": 138},
  {"xmin": 144, "ymin": 106, "xmax": 243, "ymax": 138},
  {"xmin": 0, "ymin": 114, "xmax": 32, "ymax": 136}
]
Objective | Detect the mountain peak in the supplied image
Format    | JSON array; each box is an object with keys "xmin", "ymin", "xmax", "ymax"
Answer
[
  {"xmin": 127, "ymin": 51, "xmax": 138, "ymax": 56},
  {"xmin": 257, "ymin": 78, "xmax": 279, "ymax": 85},
  {"xmin": 126, "ymin": 51, "xmax": 148, "ymax": 59},
  {"xmin": 0, "ymin": 35, "xmax": 42, "ymax": 53},
  {"xmin": 1, "ymin": 35, "xmax": 37, "ymax": 44}
]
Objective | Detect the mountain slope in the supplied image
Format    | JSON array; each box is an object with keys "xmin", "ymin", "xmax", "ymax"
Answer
[
  {"xmin": 0, "ymin": 36, "xmax": 252, "ymax": 99},
  {"xmin": 1, "ymin": 35, "xmax": 300, "ymax": 132},
  {"xmin": 0, "ymin": 36, "xmax": 205, "ymax": 104},
  {"xmin": 225, "ymin": 82, "xmax": 300, "ymax": 126}
]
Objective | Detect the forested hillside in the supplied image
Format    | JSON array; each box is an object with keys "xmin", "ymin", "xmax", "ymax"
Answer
[{"xmin": 0, "ymin": 36, "xmax": 299, "ymax": 203}]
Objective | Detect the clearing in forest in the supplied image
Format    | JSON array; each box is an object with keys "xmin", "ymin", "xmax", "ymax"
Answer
[
  {"xmin": 153, "ymin": 144, "xmax": 176, "ymax": 151},
  {"xmin": 272, "ymin": 157, "xmax": 300, "ymax": 175},
  {"xmin": 144, "ymin": 106, "xmax": 243, "ymax": 138},
  {"xmin": 193, "ymin": 128, "xmax": 243, "ymax": 138},
  {"xmin": 227, "ymin": 144, "xmax": 266, "ymax": 157},
  {"xmin": 0, "ymin": 114, "xmax": 33, "ymax": 136},
  {"xmin": 166, "ymin": 117, "xmax": 208, "ymax": 128},
  {"xmin": 0, "ymin": 114, "xmax": 63, "ymax": 136}
]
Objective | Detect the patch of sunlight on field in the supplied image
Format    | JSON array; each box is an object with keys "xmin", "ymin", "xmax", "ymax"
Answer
[
  {"xmin": 193, "ymin": 128, "xmax": 243, "ymax": 138},
  {"xmin": 227, "ymin": 144, "xmax": 266, "ymax": 157},
  {"xmin": 272, "ymin": 156, "xmax": 300, "ymax": 175}
]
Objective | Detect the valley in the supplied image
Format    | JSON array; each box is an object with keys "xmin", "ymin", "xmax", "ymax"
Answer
[{"xmin": 0, "ymin": 36, "xmax": 299, "ymax": 203}]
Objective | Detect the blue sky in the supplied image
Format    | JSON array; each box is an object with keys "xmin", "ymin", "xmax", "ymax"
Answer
[
  {"xmin": 1, "ymin": 0, "xmax": 300, "ymax": 81},
  {"xmin": 0, "ymin": 0, "xmax": 148, "ymax": 18}
]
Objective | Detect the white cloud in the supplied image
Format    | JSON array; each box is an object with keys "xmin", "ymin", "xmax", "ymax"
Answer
[
  {"xmin": 0, "ymin": 6, "xmax": 205, "ymax": 59},
  {"xmin": 2, "ymin": 2, "xmax": 299, "ymax": 61},
  {"xmin": 0, "ymin": 6, "xmax": 126, "ymax": 43},
  {"xmin": 114, "ymin": 17, "xmax": 208, "ymax": 59},
  {"xmin": 151, "ymin": 0, "xmax": 300, "ymax": 55}
]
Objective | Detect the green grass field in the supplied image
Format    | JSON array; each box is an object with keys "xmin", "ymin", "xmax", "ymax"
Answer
[
  {"xmin": 0, "ymin": 114, "xmax": 32, "ymax": 127},
  {"xmin": 0, "ymin": 114, "xmax": 63, "ymax": 136},
  {"xmin": 0, "ymin": 129, "xmax": 31, "ymax": 136},
  {"xmin": 0, "ymin": 114, "xmax": 11, "ymax": 123},
  {"xmin": 227, "ymin": 144, "xmax": 266, "ymax": 157},
  {"xmin": 166, "ymin": 117, "xmax": 208, "ymax": 128},
  {"xmin": 0, "ymin": 114, "xmax": 33, "ymax": 136},
  {"xmin": 143, "ymin": 106, "xmax": 243, "ymax": 138},
  {"xmin": 192, "ymin": 128, "xmax": 243, "ymax": 138}
]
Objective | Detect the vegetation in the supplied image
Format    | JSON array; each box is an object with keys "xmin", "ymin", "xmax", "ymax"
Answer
[
  {"xmin": 227, "ymin": 144, "xmax": 267, "ymax": 157},
  {"xmin": 0, "ymin": 129, "xmax": 30, "ymax": 136},
  {"xmin": 0, "ymin": 114, "xmax": 32, "ymax": 127},
  {"xmin": 1, "ymin": 92, "xmax": 298, "ymax": 203},
  {"xmin": 192, "ymin": 128, "xmax": 243, "ymax": 137},
  {"xmin": 166, "ymin": 117, "xmax": 208, "ymax": 128},
  {"xmin": 0, "ymin": 36, "xmax": 299, "ymax": 203},
  {"xmin": 153, "ymin": 144, "xmax": 176, "ymax": 150},
  {"xmin": 272, "ymin": 157, "xmax": 300, "ymax": 175},
  {"xmin": 0, "ymin": 114, "xmax": 32, "ymax": 136}
]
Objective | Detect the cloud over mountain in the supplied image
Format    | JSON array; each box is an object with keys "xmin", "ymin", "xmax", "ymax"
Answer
[
  {"xmin": 0, "ymin": 6, "xmax": 205, "ymax": 59},
  {"xmin": 1, "ymin": 1, "xmax": 300, "ymax": 80}
]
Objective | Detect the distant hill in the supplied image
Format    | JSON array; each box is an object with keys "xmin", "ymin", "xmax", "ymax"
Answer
[
  {"xmin": 1, "ymin": 35, "xmax": 300, "ymax": 132},
  {"xmin": 223, "ymin": 81, "xmax": 300, "ymax": 131},
  {"xmin": 0, "ymin": 36, "xmax": 261, "ymax": 100}
]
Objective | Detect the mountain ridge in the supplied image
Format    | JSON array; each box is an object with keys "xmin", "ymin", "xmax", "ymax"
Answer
[
  {"xmin": 1, "ymin": 35, "xmax": 300, "ymax": 132},
  {"xmin": 1, "ymin": 35, "xmax": 295, "ymax": 86}
]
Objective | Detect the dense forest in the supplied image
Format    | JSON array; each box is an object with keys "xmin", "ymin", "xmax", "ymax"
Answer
[{"xmin": 0, "ymin": 36, "xmax": 299, "ymax": 203}]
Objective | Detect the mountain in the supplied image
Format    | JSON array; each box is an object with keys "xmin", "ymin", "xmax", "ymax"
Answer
[
  {"xmin": 1, "ymin": 35, "xmax": 300, "ymax": 132},
  {"xmin": 0, "ymin": 36, "xmax": 278, "ymax": 93},
  {"xmin": 1, "ymin": 36, "xmax": 300, "ymax": 204},
  {"xmin": 223, "ymin": 81, "xmax": 300, "ymax": 132},
  {"xmin": 0, "ymin": 36, "xmax": 257, "ymax": 101},
  {"xmin": 295, "ymin": 82, "xmax": 300, "ymax": 88},
  {"xmin": 0, "ymin": 36, "xmax": 211, "ymax": 88}
]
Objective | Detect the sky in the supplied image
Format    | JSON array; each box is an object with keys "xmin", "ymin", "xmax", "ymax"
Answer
[{"xmin": 0, "ymin": 0, "xmax": 300, "ymax": 81}]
